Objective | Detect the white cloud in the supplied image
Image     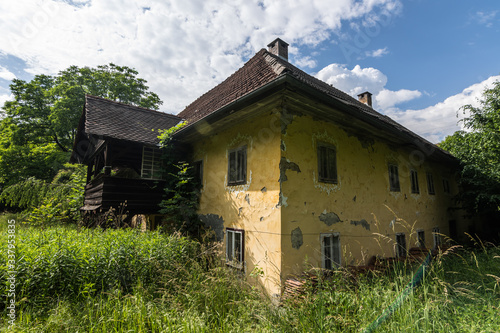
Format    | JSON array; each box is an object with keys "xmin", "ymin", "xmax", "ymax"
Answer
[
  {"xmin": 0, "ymin": 93, "xmax": 13, "ymax": 110},
  {"xmin": 473, "ymin": 11, "xmax": 498, "ymax": 27},
  {"xmin": 365, "ymin": 47, "xmax": 389, "ymax": 58},
  {"xmin": 385, "ymin": 75, "xmax": 500, "ymax": 143},
  {"xmin": 0, "ymin": 66, "xmax": 15, "ymax": 81},
  {"xmin": 315, "ymin": 63, "xmax": 421, "ymax": 110},
  {"xmin": 0, "ymin": 0, "xmax": 402, "ymax": 113}
]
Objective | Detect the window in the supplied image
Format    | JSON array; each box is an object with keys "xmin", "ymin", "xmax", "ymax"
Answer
[
  {"xmin": 226, "ymin": 228, "xmax": 244, "ymax": 268},
  {"xmin": 432, "ymin": 227, "xmax": 441, "ymax": 249},
  {"xmin": 388, "ymin": 164, "xmax": 400, "ymax": 192},
  {"xmin": 321, "ymin": 233, "xmax": 341, "ymax": 269},
  {"xmin": 417, "ymin": 230, "xmax": 425, "ymax": 248},
  {"xmin": 426, "ymin": 173, "xmax": 435, "ymax": 195},
  {"xmin": 410, "ymin": 170, "xmax": 420, "ymax": 194},
  {"xmin": 318, "ymin": 144, "xmax": 338, "ymax": 183},
  {"xmin": 228, "ymin": 146, "xmax": 247, "ymax": 185},
  {"xmin": 396, "ymin": 233, "xmax": 407, "ymax": 257},
  {"xmin": 443, "ymin": 178, "xmax": 450, "ymax": 194},
  {"xmin": 141, "ymin": 146, "xmax": 162, "ymax": 179},
  {"xmin": 193, "ymin": 160, "xmax": 203, "ymax": 187}
]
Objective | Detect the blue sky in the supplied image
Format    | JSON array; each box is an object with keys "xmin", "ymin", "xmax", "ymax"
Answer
[{"xmin": 0, "ymin": 0, "xmax": 499, "ymax": 143}]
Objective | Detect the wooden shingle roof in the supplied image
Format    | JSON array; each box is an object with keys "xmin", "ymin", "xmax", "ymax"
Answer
[{"xmin": 82, "ymin": 95, "xmax": 181, "ymax": 144}]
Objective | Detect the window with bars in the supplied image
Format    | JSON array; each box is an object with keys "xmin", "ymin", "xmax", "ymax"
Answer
[
  {"xmin": 410, "ymin": 169, "xmax": 420, "ymax": 194},
  {"xmin": 388, "ymin": 164, "xmax": 400, "ymax": 192},
  {"xmin": 426, "ymin": 173, "xmax": 435, "ymax": 195},
  {"xmin": 396, "ymin": 233, "xmax": 407, "ymax": 257},
  {"xmin": 228, "ymin": 146, "xmax": 247, "ymax": 185},
  {"xmin": 141, "ymin": 146, "xmax": 163, "ymax": 179},
  {"xmin": 321, "ymin": 233, "xmax": 341, "ymax": 270},
  {"xmin": 318, "ymin": 144, "xmax": 338, "ymax": 184},
  {"xmin": 226, "ymin": 228, "xmax": 244, "ymax": 268}
]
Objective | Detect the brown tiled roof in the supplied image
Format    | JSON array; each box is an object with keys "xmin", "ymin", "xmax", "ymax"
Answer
[{"xmin": 83, "ymin": 95, "xmax": 182, "ymax": 144}]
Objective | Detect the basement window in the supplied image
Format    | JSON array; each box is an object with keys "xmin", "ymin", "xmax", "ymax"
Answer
[
  {"xmin": 410, "ymin": 169, "xmax": 420, "ymax": 194},
  {"xmin": 426, "ymin": 173, "xmax": 435, "ymax": 195},
  {"xmin": 318, "ymin": 143, "xmax": 338, "ymax": 183},
  {"xmin": 321, "ymin": 233, "xmax": 341, "ymax": 269},
  {"xmin": 395, "ymin": 233, "xmax": 407, "ymax": 257},
  {"xmin": 141, "ymin": 146, "xmax": 163, "ymax": 179},
  {"xmin": 226, "ymin": 228, "xmax": 244, "ymax": 268},
  {"xmin": 228, "ymin": 146, "xmax": 247, "ymax": 185},
  {"xmin": 388, "ymin": 164, "xmax": 400, "ymax": 192}
]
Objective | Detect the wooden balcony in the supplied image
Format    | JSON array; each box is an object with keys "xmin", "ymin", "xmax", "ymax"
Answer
[{"xmin": 82, "ymin": 173, "xmax": 167, "ymax": 215}]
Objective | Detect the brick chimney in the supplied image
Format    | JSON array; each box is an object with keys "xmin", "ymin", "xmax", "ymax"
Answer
[
  {"xmin": 267, "ymin": 38, "xmax": 289, "ymax": 61},
  {"xmin": 357, "ymin": 91, "xmax": 373, "ymax": 107}
]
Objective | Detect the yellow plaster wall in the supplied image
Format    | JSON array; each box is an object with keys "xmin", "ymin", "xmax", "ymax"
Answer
[
  {"xmin": 279, "ymin": 114, "xmax": 467, "ymax": 279},
  {"xmin": 192, "ymin": 111, "xmax": 283, "ymax": 296}
]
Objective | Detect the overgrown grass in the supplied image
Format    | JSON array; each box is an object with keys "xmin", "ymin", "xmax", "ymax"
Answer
[{"xmin": 1, "ymin": 214, "xmax": 499, "ymax": 332}]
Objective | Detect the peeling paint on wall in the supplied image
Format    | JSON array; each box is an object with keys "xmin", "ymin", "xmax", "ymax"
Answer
[
  {"xmin": 198, "ymin": 214, "xmax": 224, "ymax": 241},
  {"xmin": 280, "ymin": 140, "xmax": 286, "ymax": 152},
  {"xmin": 291, "ymin": 227, "xmax": 303, "ymax": 249},
  {"xmin": 245, "ymin": 194, "xmax": 251, "ymax": 205},
  {"xmin": 350, "ymin": 219, "xmax": 370, "ymax": 230},
  {"xmin": 319, "ymin": 211, "xmax": 342, "ymax": 226},
  {"xmin": 279, "ymin": 157, "xmax": 301, "ymax": 182},
  {"xmin": 277, "ymin": 192, "xmax": 288, "ymax": 207},
  {"xmin": 224, "ymin": 170, "xmax": 252, "ymax": 194}
]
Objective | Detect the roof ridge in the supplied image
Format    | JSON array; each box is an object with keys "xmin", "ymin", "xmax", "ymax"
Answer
[{"xmin": 85, "ymin": 94, "xmax": 181, "ymax": 120}]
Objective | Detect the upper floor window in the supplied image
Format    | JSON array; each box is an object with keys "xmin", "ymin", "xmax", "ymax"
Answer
[
  {"xmin": 410, "ymin": 169, "xmax": 420, "ymax": 194},
  {"xmin": 228, "ymin": 146, "xmax": 247, "ymax": 185},
  {"xmin": 426, "ymin": 173, "xmax": 435, "ymax": 195},
  {"xmin": 141, "ymin": 146, "xmax": 162, "ymax": 179},
  {"xmin": 318, "ymin": 143, "xmax": 338, "ymax": 183},
  {"xmin": 388, "ymin": 164, "xmax": 400, "ymax": 192}
]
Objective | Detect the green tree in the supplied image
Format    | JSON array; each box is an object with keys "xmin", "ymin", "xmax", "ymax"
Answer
[
  {"xmin": 0, "ymin": 64, "xmax": 162, "ymax": 187},
  {"xmin": 440, "ymin": 80, "xmax": 500, "ymax": 215}
]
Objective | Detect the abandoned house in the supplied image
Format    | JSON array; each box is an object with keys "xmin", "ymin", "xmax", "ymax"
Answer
[{"xmin": 71, "ymin": 38, "xmax": 474, "ymax": 297}]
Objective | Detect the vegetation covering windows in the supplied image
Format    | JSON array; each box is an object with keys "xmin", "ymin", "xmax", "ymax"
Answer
[
  {"xmin": 417, "ymin": 230, "xmax": 425, "ymax": 248},
  {"xmin": 226, "ymin": 228, "xmax": 244, "ymax": 268},
  {"xmin": 395, "ymin": 233, "xmax": 407, "ymax": 257},
  {"xmin": 193, "ymin": 160, "xmax": 203, "ymax": 186},
  {"xmin": 388, "ymin": 164, "xmax": 400, "ymax": 192},
  {"xmin": 228, "ymin": 146, "xmax": 247, "ymax": 185},
  {"xmin": 321, "ymin": 233, "xmax": 341, "ymax": 269},
  {"xmin": 426, "ymin": 173, "xmax": 435, "ymax": 195},
  {"xmin": 318, "ymin": 144, "xmax": 338, "ymax": 183},
  {"xmin": 141, "ymin": 146, "xmax": 162, "ymax": 179},
  {"xmin": 410, "ymin": 169, "xmax": 420, "ymax": 194}
]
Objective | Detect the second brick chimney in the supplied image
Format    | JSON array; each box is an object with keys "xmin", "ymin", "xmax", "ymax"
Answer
[
  {"xmin": 357, "ymin": 91, "xmax": 373, "ymax": 107},
  {"xmin": 267, "ymin": 38, "xmax": 289, "ymax": 61}
]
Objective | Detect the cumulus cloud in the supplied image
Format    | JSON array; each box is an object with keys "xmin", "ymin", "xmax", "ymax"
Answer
[
  {"xmin": 315, "ymin": 63, "xmax": 421, "ymax": 110},
  {"xmin": 385, "ymin": 75, "xmax": 500, "ymax": 143},
  {"xmin": 0, "ymin": 0, "xmax": 401, "ymax": 113},
  {"xmin": 0, "ymin": 66, "xmax": 15, "ymax": 81}
]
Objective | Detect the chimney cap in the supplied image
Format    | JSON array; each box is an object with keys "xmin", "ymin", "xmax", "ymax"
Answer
[
  {"xmin": 357, "ymin": 91, "xmax": 373, "ymax": 107},
  {"xmin": 357, "ymin": 91, "xmax": 372, "ymax": 97},
  {"xmin": 267, "ymin": 38, "xmax": 289, "ymax": 48}
]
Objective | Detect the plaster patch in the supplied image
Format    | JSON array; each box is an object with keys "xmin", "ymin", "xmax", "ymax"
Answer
[
  {"xmin": 279, "ymin": 157, "xmax": 301, "ymax": 182},
  {"xmin": 350, "ymin": 219, "xmax": 370, "ymax": 231},
  {"xmin": 245, "ymin": 194, "xmax": 251, "ymax": 205},
  {"xmin": 280, "ymin": 140, "xmax": 286, "ymax": 152},
  {"xmin": 291, "ymin": 227, "xmax": 303, "ymax": 249},
  {"xmin": 319, "ymin": 212, "xmax": 342, "ymax": 226},
  {"xmin": 227, "ymin": 133, "xmax": 253, "ymax": 151},
  {"xmin": 313, "ymin": 172, "xmax": 340, "ymax": 195},
  {"xmin": 277, "ymin": 192, "xmax": 288, "ymax": 207},
  {"xmin": 198, "ymin": 214, "xmax": 224, "ymax": 241}
]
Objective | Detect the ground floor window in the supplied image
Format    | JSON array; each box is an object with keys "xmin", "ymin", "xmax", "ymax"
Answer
[
  {"xmin": 417, "ymin": 230, "xmax": 425, "ymax": 248},
  {"xmin": 321, "ymin": 233, "xmax": 341, "ymax": 269},
  {"xmin": 432, "ymin": 227, "xmax": 441, "ymax": 249},
  {"xmin": 396, "ymin": 233, "xmax": 407, "ymax": 257},
  {"xmin": 226, "ymin": 228, "xmax": 244, "ymax": 268}
]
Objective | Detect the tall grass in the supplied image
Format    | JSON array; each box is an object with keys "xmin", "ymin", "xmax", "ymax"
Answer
[{"xmin": 1, "ymin": 215, "xmax": 499, "ymax": 332}]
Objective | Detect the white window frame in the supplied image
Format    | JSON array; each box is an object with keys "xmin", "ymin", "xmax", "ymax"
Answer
[
  {"xmin": 432, "ymin": 227, "xmax": 441, "ymax": 249},
  {"xmin": 321, "ymin": 233, "xmax": 341, "ymax": 269},
  {"xmin": 228, "ymin": 146, "xmax": 247, "ymax": 185},
  {"xmin": 226, "ymin": 228, "xmax": 244, "ymax": 269},
  {"xmin": 141, "ymin": 146, "xmax": 162, "ymax": 179}
]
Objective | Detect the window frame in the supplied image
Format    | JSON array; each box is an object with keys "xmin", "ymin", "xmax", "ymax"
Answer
[
  {"xmin": 226, "ymin": 228, "xmax": 244, "ymax": 269},
  {"xmin": 193, "ymin": 160, "xmax": 203, "ymax": 187},
  {"xmin": 227, "ymin": 146, "xmax": 247, "ymax": 186},
  {"xmin": 321, "ymin": 232, "xmax": 341, "ymax": 270},
  {"xmin": 317, "ymin": 143, "xmax": 338, "ymax": 184},
  {"xmin": 388, "ymin": 164, "xmax": 401, "ymax": 192},
  {"xmin": 141, "ymin": 146, "xmax": 163, "ymax": 179},
  {"xmin": 432, "ymin": 227, "xmax": 441, "ymax": 249},
  {"xmin": 410, "ymin": 169, "xmax": 420, "ymax": 194},
  {"xmin": 417, "ymin": 229, "xmax": 425, "ymax": 248},
  {"xmin": 426, "ymin": 172, "xmax": 435, "ymax": 195},
  {"xmin": 395, "ymin": 232, "xmax": 407, "ymax": 257}
]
